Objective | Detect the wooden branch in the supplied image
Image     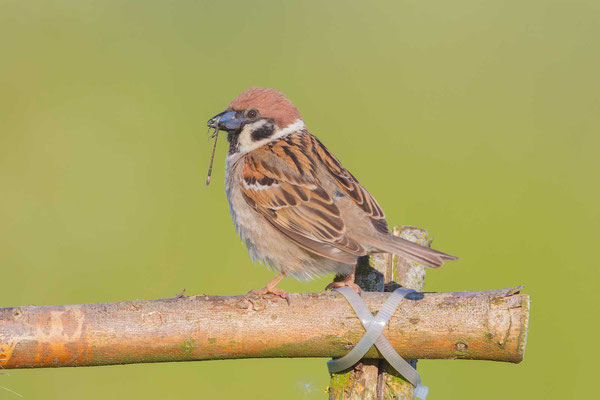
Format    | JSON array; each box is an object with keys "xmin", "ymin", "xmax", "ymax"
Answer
[{"xmin": 0, "ymin": 287, "xmax": 529, "ymax": 369}]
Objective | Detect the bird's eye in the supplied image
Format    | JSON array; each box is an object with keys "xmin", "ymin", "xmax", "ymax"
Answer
[{"xmin": 246, "ymin": 109, "xmax": 259, "ymax": 119}]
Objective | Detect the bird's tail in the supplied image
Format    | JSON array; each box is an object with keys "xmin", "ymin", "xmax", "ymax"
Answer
[{"xmin": 365, "ymin": 234, "xmax": 458, "ymax": 268}]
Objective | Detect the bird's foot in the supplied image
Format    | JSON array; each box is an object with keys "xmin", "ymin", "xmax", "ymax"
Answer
[
  {"xmin": 247, "ymin": 286, "xmax": 289, "ymax": 301},
  {"xmin": 325, "ymin": 273, "xmax": 362, "ymax": 294},
  {"xmin": 247, "ymin": 272, "xmax": 289, "ymax": 302}
]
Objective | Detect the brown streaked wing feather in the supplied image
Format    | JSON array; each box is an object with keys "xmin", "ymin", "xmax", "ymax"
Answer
[
  {"xmin": 309, "ymin": 135, "xmax": 388, "ymax": 233},
  {"xmin": 240, "ymin": 144, "xmax": 365, "ymax": 263}
]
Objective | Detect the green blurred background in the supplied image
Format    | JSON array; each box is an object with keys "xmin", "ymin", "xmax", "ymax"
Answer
[{"xmin": 1, "ymin": 0, "xmax": 598, "ymax": 398}]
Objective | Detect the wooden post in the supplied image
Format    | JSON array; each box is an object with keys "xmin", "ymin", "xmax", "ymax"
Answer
[{"xmin": 328, "ymin": 226, "xmax": 435, "ymax": 400}]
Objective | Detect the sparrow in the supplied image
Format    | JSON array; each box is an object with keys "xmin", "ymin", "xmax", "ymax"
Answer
[{"xmin": 207, "ymin": 88, "xmax": 457, "ymax": 297}]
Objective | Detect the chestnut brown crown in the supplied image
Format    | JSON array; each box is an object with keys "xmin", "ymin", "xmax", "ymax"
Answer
[{"xmin": 228, "ymin": 88, "xmax": 302, "ymax": 128}]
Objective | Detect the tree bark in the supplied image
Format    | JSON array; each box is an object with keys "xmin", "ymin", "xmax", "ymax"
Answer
[{"xmin": 0, "ymin": 287, "xmax": 529, "ymax": 370}]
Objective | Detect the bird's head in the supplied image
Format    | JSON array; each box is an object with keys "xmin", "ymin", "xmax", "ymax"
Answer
[{"xmin": 207, "ymin": 88, "xmax": 305, "ymax": 156}]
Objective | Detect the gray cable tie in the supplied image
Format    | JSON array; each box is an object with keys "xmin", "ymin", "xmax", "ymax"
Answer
[
  {"xmin": 328, "ymin": 286, "xmax": 429, "ymax": 399},
  {"xmin": 327, "ymin": 287, "xmax": 417, "ymax": 382}
]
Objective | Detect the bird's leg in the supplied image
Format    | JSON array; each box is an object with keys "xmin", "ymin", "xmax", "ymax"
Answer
[
  {"xmin": 247, "ymin": 272, "xmax": 288, "ymax": 300},
  {"xmin": 325, "ymin": 272, "xmax": 362, "ymax": 294}
]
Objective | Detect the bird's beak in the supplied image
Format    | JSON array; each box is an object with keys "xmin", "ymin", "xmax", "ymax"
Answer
[{"xmin": 207, "ymin": 110, "xmax": 250, "ymax": 132}]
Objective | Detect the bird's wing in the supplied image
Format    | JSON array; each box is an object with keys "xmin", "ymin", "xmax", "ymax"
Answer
[
  {"xmin": 239, "ymin": 145, "xmax": 365, "ymax": 264},
  {"xmin": 308, "ymin": 135, "xmax": 389, "ymax": 233}
]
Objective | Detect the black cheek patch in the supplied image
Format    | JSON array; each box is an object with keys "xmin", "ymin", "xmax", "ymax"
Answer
[{"xmin": 251, "ymin": 123, "xmax": 275, "ymax": 141}]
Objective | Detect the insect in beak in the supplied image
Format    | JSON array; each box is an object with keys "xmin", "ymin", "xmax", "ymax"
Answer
[{"xmin": 205, "ymin": 117, "xmax": 220, "ymax": 186}]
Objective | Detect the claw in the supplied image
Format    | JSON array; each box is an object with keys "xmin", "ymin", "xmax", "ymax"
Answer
[
  {"xmin": 247, "ymin": 286, "xmax": 289, "ymax": 301},
  {"xmin": 325, "ymin": 273, "xmax": 362, "ymax": 294},
  {"xmin": 246, "ymin": 272, "xmax": 289, "ymax": 303}
]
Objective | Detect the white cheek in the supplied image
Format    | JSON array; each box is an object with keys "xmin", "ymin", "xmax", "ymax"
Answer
[{"xmin": 238, "ymin": 120, "xmax": 268, "ymax": 151}]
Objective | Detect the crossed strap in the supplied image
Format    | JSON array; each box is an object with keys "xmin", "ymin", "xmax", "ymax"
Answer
[{"xmin": 327, "ymin": 286, "xmax": 429, "ymax": 400}]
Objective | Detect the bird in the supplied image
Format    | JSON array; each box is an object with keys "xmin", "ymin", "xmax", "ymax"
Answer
[{"xmin": 207, "ymin": 88, "xmax": 457, "ymax": 298}]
